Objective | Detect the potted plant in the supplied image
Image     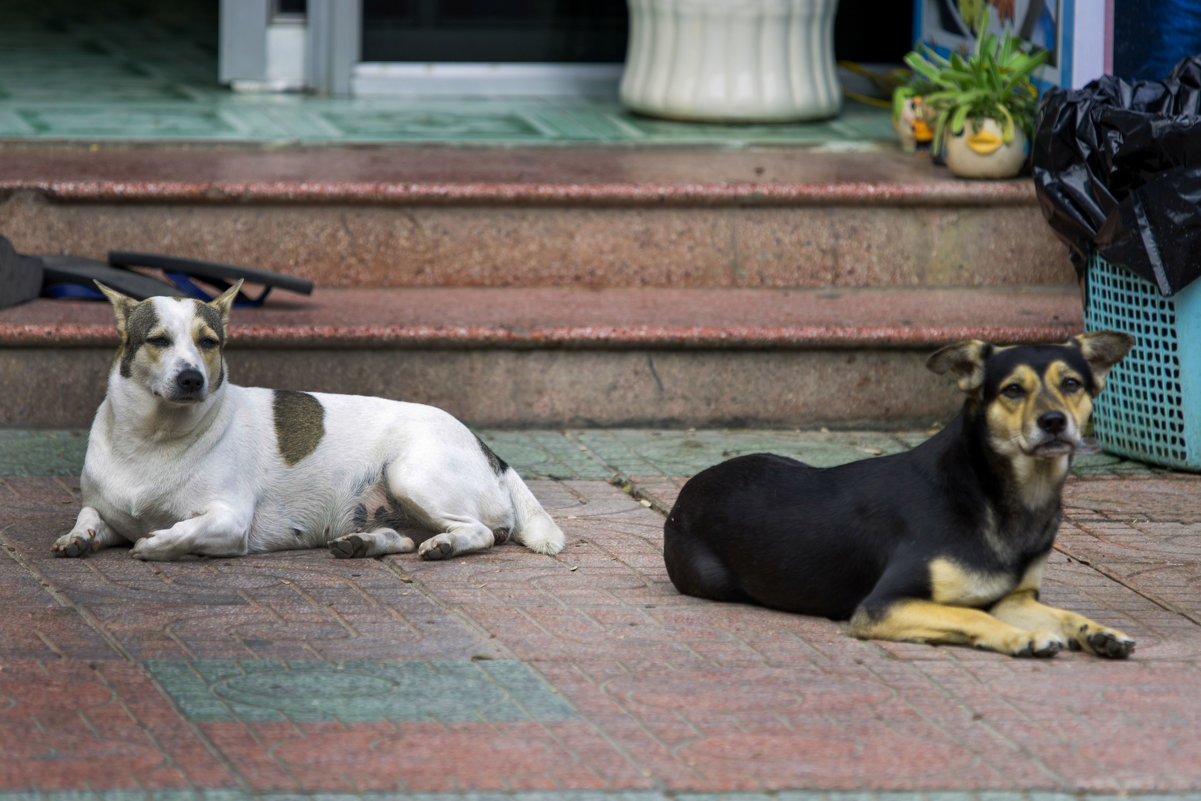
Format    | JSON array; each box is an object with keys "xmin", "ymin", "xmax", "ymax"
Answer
[
  {"xmin": 891, "ymin": 72, "xmax": 939, "ymax": 153},
  {"xmin": 898, "ymin": 19, "xmax": 1049, "ymax": 178}
]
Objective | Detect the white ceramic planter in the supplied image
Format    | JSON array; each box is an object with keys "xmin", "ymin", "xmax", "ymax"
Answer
[
  {"xmin": 944, "ymin": 118, "xmax": 1029, "ymax": 179},
  {"xmin": 620, "ymin": 0, "xmax": 842, "ymax": 123}
]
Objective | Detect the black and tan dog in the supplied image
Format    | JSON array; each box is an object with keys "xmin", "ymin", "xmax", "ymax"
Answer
[{"xmin": 663, "ymin": 332, "xmax": 1136, "ymax": 658}]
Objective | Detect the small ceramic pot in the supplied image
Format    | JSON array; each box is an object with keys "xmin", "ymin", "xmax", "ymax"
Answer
[
  {"xmin": 944, "ymin": 117, "xmax": 1029, "ymax": 179},
  {"xmin": 893, "ymin": 95, "xmax": 935, "ymax": 153},
  {"xmin": 620, "ymin": 0, "xmax": 842, "ymax": 123}
]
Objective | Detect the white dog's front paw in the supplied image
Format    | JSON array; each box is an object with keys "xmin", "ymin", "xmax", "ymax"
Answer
[
  {"xmin": 418, "ymin": 533, "xmax": 455, "ymax": 560},
  {"xmin": 330, "ymin": 529, "xmax": 417, "ymax": 559},
  {"xmin": 53, "ymin": 529, "xmax": 96, "ymax": 558},
  {"xmin": 329, "ymin": 533, "xmax": 369, "ymax": 558},
  {"xmin": 130, "ymin": 532, "xmax": 184, "ymax": 561}
]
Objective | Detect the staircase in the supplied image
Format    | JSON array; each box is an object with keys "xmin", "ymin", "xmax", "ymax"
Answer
[{"xmin": 0, "ymin": 143, "xmax": 1079, "ymax": 428}]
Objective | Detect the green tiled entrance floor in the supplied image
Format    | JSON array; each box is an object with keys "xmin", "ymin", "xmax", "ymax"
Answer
[
  {"xmin": 0, "ymin": 4, "xmax": 894, "ymax": 146},
  {"xmin": 3, "ymin": 428, "xmax": 1201, "ymax": 798}
]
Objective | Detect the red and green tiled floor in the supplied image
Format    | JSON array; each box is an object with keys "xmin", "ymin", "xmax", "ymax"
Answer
[{"xmin": 3, "ymin": 427, "xmax": 1201, "ymax": 798}]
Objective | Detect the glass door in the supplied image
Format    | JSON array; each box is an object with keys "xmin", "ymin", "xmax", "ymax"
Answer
[{"xmin": 220, "ymin": 0, "xmax": 626, "ymax": 95}]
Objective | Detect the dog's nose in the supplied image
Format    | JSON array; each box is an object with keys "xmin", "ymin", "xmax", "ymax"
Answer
[
  {"xmin": 176, "ymin": 369, "xmax": 205, "ymax": 394},
  {"xmin": 1038, "ymin": 411, "xmax": 1067, "ymax": 435}
]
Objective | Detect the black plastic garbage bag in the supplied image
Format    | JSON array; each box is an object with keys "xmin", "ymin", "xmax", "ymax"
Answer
[{"xmin": 1032, "ymin": 55, "xmax": 1201, "ymax": 296}]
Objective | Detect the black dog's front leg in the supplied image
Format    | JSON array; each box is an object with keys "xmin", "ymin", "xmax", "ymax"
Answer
[
  {"xmin": 846, "ymin": 597, "xmax": 1066, "ymax": 657},
  {"xmin": 988, "ymin": 589, "xmax": 1134, "ymax": 658},
  {"xmin": 845, "ymin": 560, "xmax": 1067, "ymax": 656}
]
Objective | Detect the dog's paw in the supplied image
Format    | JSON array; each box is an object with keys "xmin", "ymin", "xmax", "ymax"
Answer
[
  {"xmin": 329, "ymin": 534, "xmax": 368, "ymax": 559},
  {"xmin": 418, "ymin": 534, "xmax": 455, "ymax": 561},
  {"xmin": 52, "ymin": 530, "xmax": 94, "ymax": 558},
  {"xmin": 129, "ymin": 532, "xmax": 182, "ymax": 561},
  {"xmin": 1012, "ymin": 631, "xmax": 1065, "ymax": 658},
  {"xmin": 1082, "ymin": 626, "xmax": 1135, "ymax": 659}
]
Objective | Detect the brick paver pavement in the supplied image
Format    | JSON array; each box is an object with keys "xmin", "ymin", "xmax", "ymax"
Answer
[{"xmin": 1, "ymin": 428, "xmax": 1199, "ymax": 801}]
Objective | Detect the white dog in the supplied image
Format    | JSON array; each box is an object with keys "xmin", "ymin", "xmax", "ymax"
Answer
[{"xmin": 53, "ymin": 281, "xmax": 565, "ymax": 562}]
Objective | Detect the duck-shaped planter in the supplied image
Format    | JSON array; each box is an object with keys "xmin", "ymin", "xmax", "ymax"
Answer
[
  {"xmin": 944, "ymin": 117, "xmax": 1029, "ymax": 179},
  {"xmin": 900, "ymin": 18, "xmax": 1047, "ymax": 181}
]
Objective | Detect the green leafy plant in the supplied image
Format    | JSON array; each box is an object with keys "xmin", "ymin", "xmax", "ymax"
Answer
[{"xmin": 900, "ymin": 19, "xmax": 1050, "ymax": 154}]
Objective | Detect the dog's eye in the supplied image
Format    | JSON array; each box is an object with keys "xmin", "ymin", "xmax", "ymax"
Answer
[
  {"xmin": 146, "ymin": 335, "xmax": 171, "ymax": 348},
  {"xmin": 1062, "ymin": 376, "xmax": 1083, "ymax": 393},
  {"xmin": 198, "ymin": 336, "xmax": 220, "ymax": 350},
  {"xmin": 1001, "ymin": 383, "xmax": 1026, "ymax": 399}
]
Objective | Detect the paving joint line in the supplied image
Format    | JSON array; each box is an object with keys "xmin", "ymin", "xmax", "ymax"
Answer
[
  {"xmin": 91, "ymin": 668, "xmax": 215, "ymax": 795},
  {"xmin": 377, "ymin": 554, "xmax": 524, "ymax": 662},
  {"xmin": 611, "ymin": 475, "xmax": 671, "ymax": 516},
  {"xmin": 0, "ymin": 471, "xmax": 267, "ymax": 790},
  {"xmin": 0, "ymin": 525, "xmax": 138, "ymax": 661},
  {"xmin": 562, "ymin": 430, "xmax": 627, "ymax": 483},
  {"xmin": 879, "ymin": 659, "xmax": 1071, "ymax": 790},
  {"xmin": 602, "ymin": 662, "xmax": 711, "ymax": 789},
  {"xmin": 1054, "ymin": 543, "xmax": 1201, "ymax": 627},
  {"xmin": 138, "ymin": 662, "xmax": 274, "ymax": 796},
  {"xmin": 0, "ymin": 535, "xmax": 257, "ymax": 792},
  {"xmin": 560, "ymin": 431, "xmax": 672, "ymax": 515}
]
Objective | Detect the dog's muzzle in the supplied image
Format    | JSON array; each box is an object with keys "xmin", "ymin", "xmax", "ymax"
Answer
[
  {"xmin": 1026, "ymin": 410, "xmax": 1078, "ymax": 457},
  {"xmin": 171, "ymin": 368, "xmax": 207, "ymax": 402}
]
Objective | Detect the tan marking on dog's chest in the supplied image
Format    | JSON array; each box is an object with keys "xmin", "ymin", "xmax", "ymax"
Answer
[
  {"xmin": 929, "ymin": 557, "xmax": 1015, "ymax": 607},
  {"xmin": 273, "ymin": 390, "xmax": 325, "ymax": 467}
]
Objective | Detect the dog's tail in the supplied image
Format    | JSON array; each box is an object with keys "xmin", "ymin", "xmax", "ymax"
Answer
[{"xmin": 502, "ymin": 468, "xmax": 565, "ymax": 555}]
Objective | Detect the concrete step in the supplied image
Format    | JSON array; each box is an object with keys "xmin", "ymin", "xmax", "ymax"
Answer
[
  {"xmin": 0, "ymin": 144, "xmax": 1074, "ymax": 289},
  {"xmin": 0, "ymin": 144, "xmax": 1083, "ymax": 427},
  {"xmin": 1, "ymin": 285, "xmax": 1084, "ymax": 428}
]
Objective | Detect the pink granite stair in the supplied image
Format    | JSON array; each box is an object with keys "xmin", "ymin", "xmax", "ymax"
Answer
[
  {"xmin": 0, "ymin": 285, "xmax": 1082, "ymax": 428},
  {"xmin": 0, "ymin": 145, "xmax": 1070, "ymax": 289},
  {"xmin": 0, "ymin": 145, "xmax": 1081, "ymax": 427},
  {"xmin": 3, "ymin": 285, "xmax": 1080, "ymax": 350}
]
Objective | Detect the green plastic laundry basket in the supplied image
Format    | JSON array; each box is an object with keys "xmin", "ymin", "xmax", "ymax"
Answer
[{"xmin": 1083, "ymin": 254, "xmax": 1201, "ymax": 471}]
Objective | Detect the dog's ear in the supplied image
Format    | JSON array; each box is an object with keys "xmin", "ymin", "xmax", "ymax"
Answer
[
  {"xmin": 94, "ymin": 281, "xmax": 139, "ymax": 336},
  {"xmin": 926, "ymin": 339, "xmax": 993, "ymax": 393},
  {"xmin": 1072, "ymin": 331, "xmax": 1135, "ymax": 395},
  {"xmin": 209, "ymin": 279, "xmax": 243, "ymax": 326}
]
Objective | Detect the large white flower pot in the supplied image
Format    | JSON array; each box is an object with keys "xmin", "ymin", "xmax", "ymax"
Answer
[{"xmin": 620, "ymin": 0, "xmax": 842, "ymax": 123}]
